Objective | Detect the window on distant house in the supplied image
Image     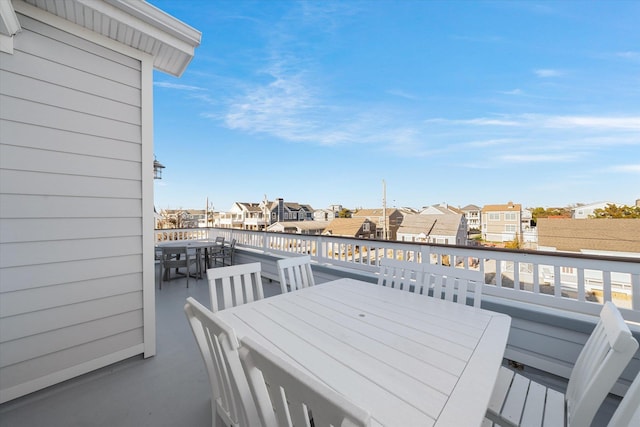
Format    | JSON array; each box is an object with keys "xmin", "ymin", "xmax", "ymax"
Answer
[
  {"xmin": 363, "ymin": 222, "xmax": 370, "ymax": 232},
  {"xmin": 488, "ymin": 213, "xmax": 500, "ymax": 221},
  {"xmin": 505, "ymin": 212, "xmax": 517, "ymax": 221},
  {"xmin": 505, "ymin": 224, "xmax": 517, "ymax": 232},
  {"xmin": 561, "ymin": 266, "xmax": 574, "ymax": 274}
]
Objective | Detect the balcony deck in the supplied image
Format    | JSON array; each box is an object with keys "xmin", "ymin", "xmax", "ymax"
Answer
[{"xmin": 0, "ymin": 263, "xmax": 624, "ymax": 426}]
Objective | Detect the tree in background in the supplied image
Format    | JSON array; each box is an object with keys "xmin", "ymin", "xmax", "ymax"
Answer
[
  {"xmin": 591, "ymin": 203, "xmax": 640, "ymax": 219},
  {"xmin": 530, "ymin": 206, "xmax": 571, "ymax": 226},
  {"xmin": 338, "ymin": 208, "xmax": 352, "ymax": 218}
]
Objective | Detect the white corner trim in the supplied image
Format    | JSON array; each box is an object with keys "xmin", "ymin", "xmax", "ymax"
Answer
[
  {"xmin": 0, "ymin": 0, "xmax": 21, "ymax": 36},
  {"xmin": 0, "ymin": 32, "xmax": 13, "ymax": 53}
]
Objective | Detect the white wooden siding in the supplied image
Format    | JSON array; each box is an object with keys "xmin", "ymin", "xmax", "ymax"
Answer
[{"xmin": 0, "ymin": 12, "xmax": 145, "ymax": 402}]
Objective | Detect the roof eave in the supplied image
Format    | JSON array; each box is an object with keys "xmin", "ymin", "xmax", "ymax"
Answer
[{"xmin": 20, "ymin": 0, "xmax": 201, "ymax": 77}]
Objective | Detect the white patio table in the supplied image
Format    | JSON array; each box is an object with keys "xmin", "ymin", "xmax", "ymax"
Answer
[{"xmin": 215, "ymin": 277, "xmax": 511, "ymax": 427}]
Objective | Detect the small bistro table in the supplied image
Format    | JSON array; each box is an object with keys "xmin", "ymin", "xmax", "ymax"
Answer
[{"xmin": 216, "ymin": 277, "xmax": 511, "ymax": 427}]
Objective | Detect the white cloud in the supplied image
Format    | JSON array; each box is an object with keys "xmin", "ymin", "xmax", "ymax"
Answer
[
  {"xmin": 608, "ymin": 164, "xmax": 640, "ymax": 173},
  {"xmin": 616, "ymin": 51, "xmax": 640, "ymax": 60},
  {"xmin": 534, "ymin": 69, "xmax": 563, "ymax": 78},
  {"xmin": 154, "ymin": 81, "xmax": 207, "ymax": 91},
  {"xmin": 500, "ymin": 153, "xmax": 580, "ymax": 163},
  {"xmin": 543, "ymin": 116, "xmax": 640, "ymax": 130},
  {"xmin": 387, "ymin": 89, "xmax": 419, "ymax": 100},
  {"xmin": 500, "ymin": 89, "xmax": 524, "ymax": 96}
]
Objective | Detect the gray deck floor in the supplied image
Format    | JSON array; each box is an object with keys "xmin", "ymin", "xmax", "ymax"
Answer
[{"xmin": 0, "ymin": 264, "xmax": 620, "ymax": 427}]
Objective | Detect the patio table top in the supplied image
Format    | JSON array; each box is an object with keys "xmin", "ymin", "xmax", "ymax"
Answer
[{"xmin": 216, "ymin": 277, "xmax": 511, "ymax": 427}]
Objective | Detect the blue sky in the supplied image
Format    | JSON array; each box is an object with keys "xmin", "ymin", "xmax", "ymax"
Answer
[{"xmin": 149, "ymin": 0, "xmax": 639, "ymax": 212}]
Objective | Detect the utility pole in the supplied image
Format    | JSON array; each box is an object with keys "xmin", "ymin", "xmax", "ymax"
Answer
[{"xmin": 382, "ymin": 180, "xmax": 387, "ymax": 240}]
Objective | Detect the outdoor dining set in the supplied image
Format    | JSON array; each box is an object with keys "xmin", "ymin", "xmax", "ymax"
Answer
[{"xmin": 157, "ymin": 239, "xmax": 640, "ymax": 427}]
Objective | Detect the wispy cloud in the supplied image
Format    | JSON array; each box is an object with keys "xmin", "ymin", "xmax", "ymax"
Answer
[
  {"xmin": 499, "ymin": 89, "xmax": 524, "ymax": 96},
  {"xmin": 608, "ymin": 164, "xmax": 640, "ymax": 173},
  {"xmin": 534, "ymin": 69, "xmax": 563, "ymax": 78},
  {"xmin": 450, "ymin": 34, "xmax": 503, "ymax": 43},
  {"xmin": 429, "ymin": 114, "xmax": 640, "ymax": 131},
  {"xmin": 154, "ymin": 81, "xmax": 207, "ymax": 91},
  {"xmin": 500, "ymin": 153, "xmax": 581, "ymax": 163},
  {"xmin": 544, "ymin": 116, "xmax": 640, "ymax": 130},
  {"xmin": 616, "ymin": 51, "xmax": 640, "ymax": 60},
  {"xmin": 386, "ymin": 90, "xmax": 419, "ymax": 100}
]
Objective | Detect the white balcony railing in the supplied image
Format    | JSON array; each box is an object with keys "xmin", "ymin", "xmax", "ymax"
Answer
[{"xmin": 155, "ymin": 227, "xmax": 640, "ymax": 322}]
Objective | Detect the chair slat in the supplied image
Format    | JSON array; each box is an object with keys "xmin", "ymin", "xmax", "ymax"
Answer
[
  {"xmin": 542, "ymin": 388, "xmax": 564, "ymax": 426},
  {"xmin": 486, "ymin": 302, "xmax": 638, "ymax": 427},
  {"xmin": 277, "ymin": 255, "xmax": 315, "ymax": 294},
  {"xmin": 207, "ymin": 263, "xmax": 265, "ymax": 312}
]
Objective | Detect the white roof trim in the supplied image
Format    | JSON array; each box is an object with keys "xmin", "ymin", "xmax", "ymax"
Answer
[
  {"xmin": 0, "ymin": 0, "xmax": 21, "ymax": 36},
  {"xmin": 19, "ymin": 0, "xmax": 201, "ymax": 76}
]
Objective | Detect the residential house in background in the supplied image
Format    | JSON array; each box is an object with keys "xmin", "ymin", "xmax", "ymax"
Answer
[
  {"xmin": 313, "ymin": 204, "xmax": 342, "ymax": 221},
  {"xmin": 262, "ymin": 198, "xmax": 314, "ymax": 225},
  {"xmin": 461, "ymin": 204, "xmax": 482, "ymax": 232},
  {"xmin": 481, "ymin": 202, "xmax": 523, "ymax": 242},
  {"xmin": 0, "ymin": 0, "xmax": 200, "ymax": 403},
  {"xmin": 267, "ymin": 220, "xmax": 329, "ymax": 235},
  {"xmin": 219, "ymin": 202, "xmax": 265, "ymax": 230},
  {"xmin": 419, "ymin": 203, "xmax": 462, "ymax": 215},
  {"xmin": 158, "ymin": 209, "xmax": 205, "ymax": 229},
  {"xmin": 572, "ymin": 201, "xmax": 617, "ymax": 219},
  {"xmin": 536, "ymin": 218, "xmax": 640, "ymax": 290},
  {"xmin": 537, "ymin": 218, "xmax": 640, "ymax": 256},
  {"xmin": 322, "ymin": 218, "xmax": 376, "ymax": 239},
  {"xmin": 397, "ymin": 213, "xmax": 467, "ymax": 245},
  {"xmin": 352, "ymin": 208, "xmax": 403, "ymax": 240}
]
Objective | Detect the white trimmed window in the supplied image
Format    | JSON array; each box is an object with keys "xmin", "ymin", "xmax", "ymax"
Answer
[
  {"xmin": 488, "ymin": 213, "xmax": 500, "ymax": 221},
  {"xmin": 505, "ymin": 212, "xmax": 517, "ymax": 221}
]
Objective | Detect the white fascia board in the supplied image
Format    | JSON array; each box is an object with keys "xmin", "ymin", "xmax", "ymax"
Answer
[
  {"xmin": 77, "ymin": 0, "xmax": 201, "ymax": 53},
  {"xmin": 104, "ymin": 0, "xmax": 201, "ymax": 47},
  {"xmin": 0, "ymin": 0, "xmax": 20, "ymax": 54},
  {"xmin": 0, "ymin": 0, "xmax": 21, "ymax": 36}
]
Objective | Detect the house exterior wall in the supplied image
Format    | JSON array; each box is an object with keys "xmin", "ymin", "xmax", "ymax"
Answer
[
  {"xmin": 0, "ymin": 11, "xmax": 153, "ymax": 403},
  {"xmin": 482, "ymin": 204, "xmax": 523, "ymax": 242}
]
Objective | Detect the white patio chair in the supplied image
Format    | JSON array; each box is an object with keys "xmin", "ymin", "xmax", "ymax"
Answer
[
  {"xmin": 159, "ymin": 246, "xmax": 199, "ymax": 289},
  {"xmin": 377, "ymin": 258, "xmax": 420, "ymax": 292},
  {"xmin": 486, "ymin": 301, "xmax": 639, "ymax": 427},
  {"xmin": 239, "ymin": 337, "xmax": 371, "ymax": 427},
  {"xmin": 207, "ymin": 262, "xmax": 265, "ymax": 312},
  {"xmin": 421, "ymin": 262, "xmax": 484, "ymax": 308},
  {"xmin": 276, "ymin": 255, "xmax": 315, "ymax": 293},
  {"xmin": 183, "ymin": 297, "xmax": 260, "ymax": 427},
  {"xmin": 608, "ymin": 368, "xmax": 640, "ymax": 427}
]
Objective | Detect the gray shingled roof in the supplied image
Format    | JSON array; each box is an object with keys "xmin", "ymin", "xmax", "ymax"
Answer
[{"xmin": 398, "ymin": 214, "xmax": 463, "ymax": 235}]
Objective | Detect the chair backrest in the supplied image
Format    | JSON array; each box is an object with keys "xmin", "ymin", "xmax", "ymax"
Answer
[
  {"xmin": 161, "ymin": 246, "xmax": 191, "ymax": 268},
  {"xmin": 377, "ymin": 258, "xmax": 420, "ymax": 292},
  {"xmin": 608, "ymin": 368, "xmax": 640, "ymax": 427},
  {"xmin": 239, "ymin": 337, "xmax": 371, "ymax": 427},
  {"xmin": 215, "ymin": 236, "xmax": 225, "ymax": 245},
  {"xmin": 224, "ymin": 238, "xmax": 237, "ymax": 256},
  {"xmin": 207, "ymin": 263, "xmax": 265, "ymax": 312},
  {"xmin": 183, "ymin": 297, "xmax": 260, "ymax": 427},
  {"xmin": 276, "ymin": 255, "xmax": 315, "ymax": 293},
  {"xmin": 566, "ymin": 302, "xmax": 639, "ymax": 426},
  {"xmin": 421, "ymin": 263, "xmax": 484, "ymax": 308}
]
